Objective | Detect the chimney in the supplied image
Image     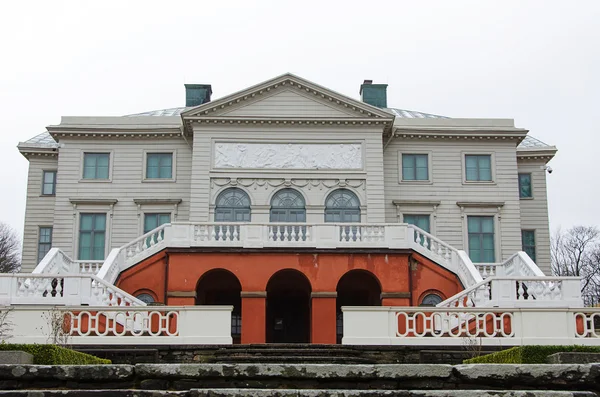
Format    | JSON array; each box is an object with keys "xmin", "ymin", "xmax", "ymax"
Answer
[
  {"xmin": 359, "ymin": 79, "xmax": 387, "ymax": 108},
  {"xmin": 185, "ymin": 84, "xmax": 212, "ymax": 107}
]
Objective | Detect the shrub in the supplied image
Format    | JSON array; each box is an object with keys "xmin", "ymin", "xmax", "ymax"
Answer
[
  {"xmin": 0, "ymin": 343, "xmax": 110, "ymax": 364},
  {"xmin": 464, "ymin": 345, "xmax": 600, "ymax": 364}
]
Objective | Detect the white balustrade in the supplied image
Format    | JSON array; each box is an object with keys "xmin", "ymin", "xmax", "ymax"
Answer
[
  {"xmin": 77, "ymin": 261, "xmax": 103, "ymax": 275},
  {"xmin": 5, "ymin": 305, "xmax": 233, "ymax": 345},
  {"xmin": 342, "ymin": 306, "xmax": 600, "ymax": 346}
]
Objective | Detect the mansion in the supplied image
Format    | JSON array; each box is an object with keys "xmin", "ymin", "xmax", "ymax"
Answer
[{"xmin": 14, "ymin": 73, "xmax": 559, "ymax": 344}]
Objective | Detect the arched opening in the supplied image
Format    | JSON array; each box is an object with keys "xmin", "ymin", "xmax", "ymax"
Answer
[
  {"xmin": 269, "ymin": 188, "xmax": 306, "ymax": 222},
  {"xmin": 336, "ymin": 270, "xmax": 382, "ymax": 343},
  {"xmin": 266, "ymin": 269, "xmax": 312, "ymax": 343},
  {"xmin": 196, "ymin": 269, "xmax": 242, "ymax": 344},
  {"xmin": 419, "ymin": 292, "xmax": 444, "ymax": 307},
  {"xmin": 215, "ymin": 188, "xmax": 251, "ymax": 222},
  {"xmin": 324, "ymin": 189, "xmax": 361, "ymax": 223}
]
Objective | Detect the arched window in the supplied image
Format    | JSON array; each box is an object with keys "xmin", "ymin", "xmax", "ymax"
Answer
[
  {"xmin": 215, "ymin": 188, "xmax": 251, "ymax": 222},
  {"xmin": 420, "ymin": 293, "xmax": 443, "ymax": 307},
  {"xmin": 324, "ymin": 189, "xmax": 361, "ymax": 223},
  {"xmin": 270, "ymin": 189, "xmax": 306, "ymax": 223},
  {"xmin": 136, "ymin": 293, "xmax": 155, "ymax": 304}
]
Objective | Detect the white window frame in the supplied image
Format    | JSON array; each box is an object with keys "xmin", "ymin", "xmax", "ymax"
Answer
[
  {"xmin": 41, "ymin": 170, "xmax": 57, "ymax": 196},
  {"xmin": 462, "ymin": 152, "xmax": 496, "ymax": 185},
  {"xmin": 143, "ymin": 150, "xmax": 177, "ymax": 182},
  {"xmin": 70, "ymin": 199, "xmax": 117, "ymax": 261},
  {"xmin": 134, "ymin": 198, "xmax": 181, "ymax": 235},
  {"xmin": 398, "ymin": 151, "xmax": 433, "ymax": 184},
  {"xmin": 393, "ymin": 200, "xmax": 440, "ymax": 235},
  {"xmin": 79, "ymin": 151, "xmax": 114, "ymax": 183},
  {"xmin": 458, "ymin": 202, "xmax": 504, "ymax": 263}
]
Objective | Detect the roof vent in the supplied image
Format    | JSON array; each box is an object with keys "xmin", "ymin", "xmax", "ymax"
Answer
[
  {"xmin": 185, "ymin": 84, "xmax": 212, "ymax": 107},
  {"xmin": 360, "ymin": 80, "xmax": 387, "ymax": 108}
]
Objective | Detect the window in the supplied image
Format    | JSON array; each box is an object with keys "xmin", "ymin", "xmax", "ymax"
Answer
[
  {"xmin": 420, "ymin": 293, "xmax": 443, "ymax": 307},
  {"xmin": 136, "ymin": 293, "xmax": 155, "ymax": 304},
  {"xmin": 78, "ymin": 213, "xmax": 106, "ymax": 260},
  {"xmin": 324, "ymin": 189, "xmax": 360, "ymax": 223},
  {"xmin": 522, "ymin": 230, "xmax": 536, "ymax": 262},
  {"xmin": 465, "ymin": 155, "xmax": 492, "ymax": 182},
  {"xmin": 404, "ymin": 214, "xmax": 431, "ymax": 233},
  {"xmin": 215, "ymin": 188, "xmax": 251, "ymax": 222},
  {"xmin": 519, "ymin": 173, "xmax": 532, "ymax": 198},
  {"xmin": 146, "ymin": 153, "xmax": 173, "ymax": 179},
  {"xmin": 37, "ymin": 227, "xmax": 53, "ymax": 263},
  {"xmin": 144, "ymin": 213, "xmax": 171, "ymax": 233},
  {"xmin": 468, "ymin": 216, "xmax": 495, "ymax": 262},
  {"xmin": 402, "ymin": 154, "xmax": 429, "ymax": 181},
  {"xmin": 83, "ymin": 153, "xmax": 110, "ymax": 179},
  {"xmin": 42, "ymin": 171, "xmax": 56, "ymax": 195},
  {"xmin": 270, "ymin": 189, "xmax": 306, "ymax": 222}
]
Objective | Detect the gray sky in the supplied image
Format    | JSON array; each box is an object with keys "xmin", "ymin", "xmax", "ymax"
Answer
[{"xmin": 1, "ymin": 0, "xmax": 599, "ymax": 241}]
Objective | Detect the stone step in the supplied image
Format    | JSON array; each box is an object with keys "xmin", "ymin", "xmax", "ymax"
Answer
[
  {"xmin": 0, "ymin": 390, "xmax": 595, "ymax": 397},
  {"xmin": 213, "ymin": 348, "xmax": 363, "ymax": 357},
  {"xmin": 212, "ymin": 355, "xmax": 374, "ymax": 364},
  {"xmin": 1, "ymin": 363, "xmax": 599, "ymax": 392}
]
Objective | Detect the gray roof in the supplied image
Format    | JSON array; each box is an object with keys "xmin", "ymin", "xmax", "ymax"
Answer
[
  {"xmin": 384, "ymin": 108, "xmax": 449, "ymax": 119},
  {"xmin": 18, "ymin": 131, "xmax": 59, "ymax": 149},
  {"xmin": 517, "ymin": 135, "xmax": 553, "ymax": 150},
  {"xmin": 125, "ymin": 107, "xmax": 190, "ymax": 117},
  {"xmin": 19, "ymin": 107, "xmax": 553, "ymax": 152}
]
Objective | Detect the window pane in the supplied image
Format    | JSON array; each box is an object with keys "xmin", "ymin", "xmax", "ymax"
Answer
[
  {"xmin": 94, "ymin": 214, "xmax": 106, "ymax": 231},
  {"xmin": 44, "ymin": 171, "xmax": 54, "ymax": 184},
  {"xmin": 467, "ymin": 217, "xmax": 480, "ymax": 233},
  {"xmin": 465, "ymin": 155, "xmax": 477, "ymax": 169},
  {"xmin": 144, "ymin": 215, "xmax": 157, "ymax": 233},
  {"xmin": 481, "ymin": 217, "xmax": 494, "ymax": 233},
  {"xmin": 80, "ymin": 215, "xmax": 93, "ymax": 231},
  {"xmin": 483, "ymin": 249, "xmax": 495, "ymax": 263},
  {"xmin": 159, "ymin": 214, "xmax": 171, "ymax": 224},
  {"xmin": 93, "ymin": 232, "xmax": 105, "ymax": 257},
  {"xmin": 159, "ymin": 165, "xmax": 172, "ymax": 179},
  {"xmin": 79, "ymin": 232, "xmax": 91, "ymax": 260},
  {"xmin": 415, "ymin": 155, "xmax": 428, "ymax": 168},
  {"xmin": 478, "ymin": 155, "xmax": 491, "ymax": 170},
  {"xmin": 482, "ymin": 234, "xmax": 494, "ymax": 250},
  {"xmin": 97, "ymin": 154, "xmax": 109, "ymax": 167},
  {"xmin": 519, "ymin": 173, "xmax": 532, "ymax": 198},
  {"xmin": 402, "ymin": 155, "xmax": 415, "ymax": 180}
]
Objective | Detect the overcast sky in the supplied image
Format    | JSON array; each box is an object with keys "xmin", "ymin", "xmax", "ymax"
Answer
[{"xmin": 0, "ymin": 0, "xmax": 599, "ymax": 241}]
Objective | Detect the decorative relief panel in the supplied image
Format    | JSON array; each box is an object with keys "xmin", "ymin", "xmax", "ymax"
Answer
[
  {"xmin": 214, "ymin": 143, "xmax": 363, "ymax": 169},
  {"xmin": 210, "ymin": 178, "xmax": 366, "ymax": 191}
]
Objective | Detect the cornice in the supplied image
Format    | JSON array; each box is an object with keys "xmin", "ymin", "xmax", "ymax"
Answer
[
  {"xmin": 18, "ymin": 148, "xmax": 58, "ymax": 159},
  {"xmin": 393, "ymin": 131, "xmax": 527, "ymax": 141},
  {"xmin": 69, "ymin": 198, "xmax": 118, "ymax": 205},
  {"xmin": 456, "ymin": 201, "xmax": 505, "ymax": 208},
  {"xmin": 517, "ymin": 148, "xmax": 557, "ymax": 162},
  {"xmin": 48, "ymin": 129, "xmax": 183, "ymax": 140},
  {"xmin": 133, "ymin": 199, "xmax": 183, "ymax": 205},
  {"xmin": 186, "ymin": 117, "xmax": 390, "ymax": 126}
]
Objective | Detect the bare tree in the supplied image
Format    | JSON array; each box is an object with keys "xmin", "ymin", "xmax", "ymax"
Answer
[
  {"xmin": 551, "ymin": 226, "xmax": 600, "ymax": 306},
  {"xmin": 0, "ymin": 222, "xmax": 20, "ymax": 273}
]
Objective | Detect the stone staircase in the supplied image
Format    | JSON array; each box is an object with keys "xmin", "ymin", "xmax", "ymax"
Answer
[
  {"xmin": 210, "ymin": 344, "xmax": 375, "ymax": 364},
  {"xmin": 0, "ymin": 363, "xmax": 598, "ymax": 396}
]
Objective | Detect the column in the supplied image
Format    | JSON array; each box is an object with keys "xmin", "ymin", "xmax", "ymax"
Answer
[
  {"xmin": 311, "ymin": 292, "xmax": 337, "ymax": 344},
  {"xmin": 241, "ymin": 291, "xmax": 266, "ymax": 344}
]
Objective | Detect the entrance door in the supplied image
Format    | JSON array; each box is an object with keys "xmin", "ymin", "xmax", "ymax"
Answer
[{"xmin": 266, "ymin": 269, "xmax": 311, "ymax": 343}]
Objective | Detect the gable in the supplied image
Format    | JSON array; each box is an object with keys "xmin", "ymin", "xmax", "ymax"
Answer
[
  {"xmin": 181, "ymin": 73, "xmax": 394, "ymax": 120},
  {"xmin": 220, "ymin": 89, "xmax": 357, "ymax": 118}
]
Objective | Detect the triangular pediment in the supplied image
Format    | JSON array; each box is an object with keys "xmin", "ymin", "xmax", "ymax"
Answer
[{"xmin": 181, "ymin": 73, "xmax": 394, "ymax": 120}]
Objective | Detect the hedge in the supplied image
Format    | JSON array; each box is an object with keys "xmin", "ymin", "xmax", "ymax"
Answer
[
  {"xmin": 0, "ymin": 344, "xmax": 111, "ymax": 365},
  {"xmin": 464, "ymin": 345, "xmax": 600, "ymax": 364}
]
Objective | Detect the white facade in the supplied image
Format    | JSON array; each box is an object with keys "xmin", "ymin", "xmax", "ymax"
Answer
[{"xmin": 17, "ymin": 73, "xmax": 556, "ymax": 275}]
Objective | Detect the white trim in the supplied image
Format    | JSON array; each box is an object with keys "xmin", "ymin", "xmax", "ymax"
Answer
[
  {"xmin": 461, "ymin": 207, "xmax": 502, "ymax": 263},
  {"xmin": 393, "ymin": 201, "xmax": 440, "ymax": 235},
  {"xmin": 461, "ymin": 152, "xmax": 496, "ymax": 185},
  {"xmin": 142, "ymin": 150, "xmax": 177, "ymax": 182},
  {"xmin": 518, "ymin": 172, "xmax": 534, "ymax": 199},
  {"xmin": 78, "ymin": 151, "xmax": 114, "ymax": 183},
  {"xmin": 397, "ymin": 151, "xmax": 433, "ymax": 184},
  {"xmin": 73, "ymin": 209, "xmax": 111, "ymax": 261}
]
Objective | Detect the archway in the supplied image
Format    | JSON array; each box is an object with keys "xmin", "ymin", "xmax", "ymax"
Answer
[
  {"xmin": 266, "ymin": 269, "xmax": 312, "ymax": 343},
  {"xmin": 336, "ymin": 270, "xmax": 382, "ymax": 343},
  {"xmin": 196, "ymin": 269, "xmax": 242, "ymax": 344}
]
